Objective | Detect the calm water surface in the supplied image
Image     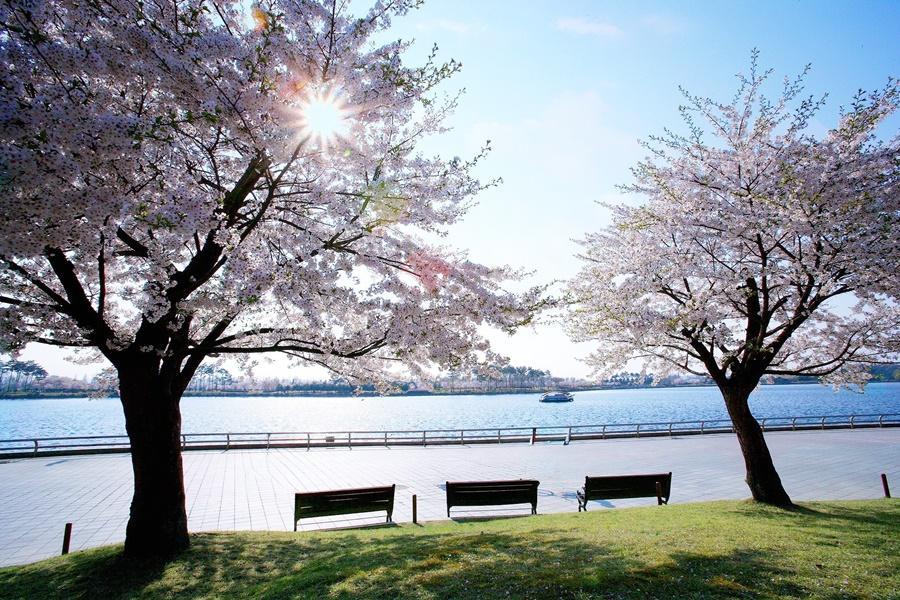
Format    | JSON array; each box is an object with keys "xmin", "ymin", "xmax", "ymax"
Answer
[{"xmin": 1, "ymin": 383, "xmax": 898, "ymax": 439}]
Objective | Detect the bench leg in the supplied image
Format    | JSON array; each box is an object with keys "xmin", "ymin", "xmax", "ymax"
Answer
[
  {"xmin": 532, "ymin": 505, "xmax": 537, "ymax": 515},
  {"xmin": 293, "ymin": 521, "xmax": 297, "ymax": 532}
]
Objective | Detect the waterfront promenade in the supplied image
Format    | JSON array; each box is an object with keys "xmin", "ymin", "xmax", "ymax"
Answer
[{"xmin": 0, "ymin": 428, "xmax": 897, "ymax": 567}]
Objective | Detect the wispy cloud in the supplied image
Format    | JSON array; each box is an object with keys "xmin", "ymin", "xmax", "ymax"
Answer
[
  {"xmin": 415, "ymin": 19, "xmax": 483, "ymax": 35},
  {"xmin": 641, "ymin": 14, "xmax": 688, "ymax": 35},
  {"xmin": 555, "ymin": 17, "xmax": 624, "ymax": 39}
]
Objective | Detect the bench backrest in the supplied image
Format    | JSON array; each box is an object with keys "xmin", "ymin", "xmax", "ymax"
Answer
[
  {"xmin": 446, "ymin": 479, "xmax": 539, "ymax": 507},
  {"xmin": 583, "ymin": 473, "xmax": 672, "ymax": 501},
  {"xmin": 294, "ymin": 484, "xmax": 395, "ymax": 523}
]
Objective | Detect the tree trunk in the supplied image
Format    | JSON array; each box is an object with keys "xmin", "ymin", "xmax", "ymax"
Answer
[
  {"xmin": 118, "ymin": 356, "xmax": 190, "ymax": 558},
  {"xmin": 721, "ymin": 384, "xmax": 793, "ymax": 507}
]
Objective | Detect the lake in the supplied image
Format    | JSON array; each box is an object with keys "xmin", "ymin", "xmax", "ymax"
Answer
[{"xmin": 1, "ymin": 383, "xmax": 898, "ymax": 439}]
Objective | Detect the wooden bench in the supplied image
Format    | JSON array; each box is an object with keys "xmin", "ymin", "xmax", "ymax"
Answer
[
  {"xmin": 577, "ymin": 472, "xmax": 671, "ymax": 511},
  {"xmin": 445, "ymin": 479, "xmax": 539, "ymax": 517},
  {"xmin": 293, "ymin": 484, "xmax": 395, "ymax": 530}
]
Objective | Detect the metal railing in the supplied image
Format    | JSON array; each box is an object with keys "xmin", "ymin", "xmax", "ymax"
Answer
[{"xmin": 0, "ymin": 413, "xmax": 897, "ymax": 458}]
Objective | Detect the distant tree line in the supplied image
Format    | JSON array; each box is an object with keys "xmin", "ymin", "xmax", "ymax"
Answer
[
  {"xmin": 435, "ymin": 365, "xmax": 566, "ymax": 392},
  {"xmin": 604, "ymin": 372, "xmax": 655, "ymax": 387},
  {"xmin": 2, "ymin": 362, "xmax": 898, "ymax": 398},
  {"xmin": 0, "ymin": 359, "xmax": 48, "ymax": 392},
  {"xmin": 185, "ymin": 365, "xmax": 235, "ymax": 392},
  {"xmin": 868, "ymin": 364, "xmax": 900, "ymax": 382}
]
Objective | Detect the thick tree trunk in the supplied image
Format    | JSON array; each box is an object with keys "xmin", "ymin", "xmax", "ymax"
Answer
[
  {"xmin": 721, "ymin": 385, "xmax": 793, "ymax": 507},
  {"xmin": 118, "ymin": 357, "xmax": 190, "ymax": 558}
]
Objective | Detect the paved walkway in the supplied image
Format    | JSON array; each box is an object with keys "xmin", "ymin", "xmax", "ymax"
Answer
[{"xmin": 0, "ymin": 428, "xmax": 897, "ymax": 566}]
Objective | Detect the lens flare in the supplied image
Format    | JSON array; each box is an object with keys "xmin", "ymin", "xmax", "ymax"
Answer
[{"xmin": 297, "ymin": 89, "xmax": 349, "ymax": 146}]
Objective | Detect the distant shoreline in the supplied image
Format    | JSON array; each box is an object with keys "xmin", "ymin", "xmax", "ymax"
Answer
[{"xmin": 2, "ymin": 379, "xmax": 891, "ymax": 401}]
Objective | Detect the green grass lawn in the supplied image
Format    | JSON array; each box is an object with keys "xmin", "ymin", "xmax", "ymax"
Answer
[{"xmin": 1, "ymin": 500, "xmax": 897, "ymax": 599}]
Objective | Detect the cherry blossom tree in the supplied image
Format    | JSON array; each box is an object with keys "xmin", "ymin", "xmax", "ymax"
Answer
[
  {"xmin": 0, "ymin": 0, "xmax": 541, "ymax": 557},
  {"xmin": 568, "ymin": 55, "xmax": 900, "ymax": 506}
]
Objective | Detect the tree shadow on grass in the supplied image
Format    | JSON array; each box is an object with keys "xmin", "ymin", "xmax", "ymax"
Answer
[
  {"xmin": 0, "ymin": 528, "xmax": 826, "ymax": 600},
  {"xmin": 0, "ymin": 547, "xmax": 168, "ymax": 600},
  {"xmin": 450, "ymin": 513, "xmax": 534, "ymax": 523},
  {"xmin": 726, "ymin": 499, "xmax": 899, "ymax": 555},
  {"xmin": 802, "ymin": 501, "xmax": 899, "ymax": 528}
]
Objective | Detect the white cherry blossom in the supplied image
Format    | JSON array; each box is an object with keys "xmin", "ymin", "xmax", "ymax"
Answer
[{"xmin": 568, "ymin": 54, "xmax": 899, "ymax": 506}]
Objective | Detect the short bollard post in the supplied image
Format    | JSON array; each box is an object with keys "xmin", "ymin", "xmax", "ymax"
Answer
[
  {"xmin": 62, "ymin": 522, "xmax": 72, "ymax": 555},
  {"xmin": 412, "ymin": 494, "xmax": 418, "ymax": 524},
  {"xmin": 530, "ymin": 428, "xmax": 537, "ymax": 445},
  {"xmin": 882, "ymin": 473, "xmax": 891, "ymax": 498}
]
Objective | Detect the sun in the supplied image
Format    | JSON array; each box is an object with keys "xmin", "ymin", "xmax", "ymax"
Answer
[{"xmin": 296, "ymin": 89, "xmax": 349, "ymax": 146}]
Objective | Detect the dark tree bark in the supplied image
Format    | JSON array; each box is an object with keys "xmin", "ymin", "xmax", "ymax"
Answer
[
  {"xmin": 721, "ymin": 383, "xmax": 793, "ymax": 507},
  {"xmin": 118, "ymin": 353, "xmax": 190, "ymax": 558}
]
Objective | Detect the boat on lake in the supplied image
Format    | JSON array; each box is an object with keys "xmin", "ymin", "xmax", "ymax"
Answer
[{"xmin": 539, "ymin": 391, "xmax": 574, "ymax": 403}]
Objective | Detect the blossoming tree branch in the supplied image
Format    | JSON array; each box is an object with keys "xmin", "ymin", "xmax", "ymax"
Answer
[
  {"xmin": 0, "ymin": 0, "xmax": 542, "ymax": 557},
  {"xmin": 568, "ymin": 56, "xmax": 899, "ymax": 507}
]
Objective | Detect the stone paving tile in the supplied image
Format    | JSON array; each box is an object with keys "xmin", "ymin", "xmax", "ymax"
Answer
[{"xmin": 0, "ymin": 428, "xmax": 897, "ymax": 566}]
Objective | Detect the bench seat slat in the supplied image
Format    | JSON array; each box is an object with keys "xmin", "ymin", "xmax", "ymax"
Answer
[
  {"xmin": 446, "ymin": 479, "xmax": 539, "ymax": 517},
  {"xmin": 294, "ymin": 484, "xmax": 395, "ymax": 530},
  {"xmin": 577, "ymin": 473, "xmax": 672, "ymax": 511},
  {"xmin": 449, "ymin": 491, "xmax": 536, "ymax": 506}
]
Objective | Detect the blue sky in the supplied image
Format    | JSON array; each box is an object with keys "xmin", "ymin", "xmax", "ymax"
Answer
[
  {"xmin": 24, "ymin": 1, "xmax": 900, "ymax": 380},
  {"xmin": 383, "ymin": 0, "xmax": 900, "ymax": 378}
]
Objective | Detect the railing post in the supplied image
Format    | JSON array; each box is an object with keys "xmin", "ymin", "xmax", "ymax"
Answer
[
  {"xmin": 760, "ymin": 419, "xmax": 766, "ymax": 432},
  {"xmin": 497, "ymin": 429, "xmax": 501, "ymax": 444},
  {"xmin": 460, "ymin": 430, "xmax": 464, "ymax": 445},
  {"xmin": 61, "ymin": 522, "xmax": 72, "ymax": 555},
  {"xmin": 565, "ymin": 427, "xmax": 571, "ymax": 445},
  {"xmin": 530, "ymin": 428, "xmax": 536, "ymax": 445},
  {"xmin": 384, "ymin": 432, "xmax": 388, "ymax": 447},
  {"xmin": 348, "ymin": 432, "xmax": 352, "ymax": 448},
  {"xmin": 791, "ymin": 417, "xmax": 797, "ymax": 431},
  {"xmin": 850, "ymin": 415, "xmax": 855, "ymax": 429},
  {"xmin": 601, "ymin": 425, "xmax": 606, "ymax": 440},
  {"xmin": 635, "ymin": 424, "xmax": 640, "ymax": 438},
  {"xmin": 821, "ymin": 416, "xmax": 826, "ymax": 430},
  {"xmin": 422, "ymin": 431, "xmax": 426, "ymax": 447},
  {"xmin": 226, "ymin": 433, "xmax": 230, "ymax": 450},
  {"xmin": 182, "ymin": 434, "xmax": 187, "ymax": 450},
  {"xmin": 880, "ymin": 415, "xmax": 885, "ymax": 427},
  {"xmin": 266, "ymin": 433, "xmax": 270, "ymax": 450},
  {"xmin": 700, "ymin": 421, "xmax": 705, "ymax": 434},
  {"xmin": 668, "ymin": 422, "xmax": 673, "ymax": 436},
  {"xmin": 33, "ymin": 439, "xmax": 38, "ymax": 457},
  {"xmin": 306, "ymin": 432, "xmax": 310, "ymax": 450},
  {"xmin": 412, "ymin": 494, "xmax": 418, "ymax": 524}
]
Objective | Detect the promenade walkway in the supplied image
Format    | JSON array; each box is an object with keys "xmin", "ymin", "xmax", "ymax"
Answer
[{"xmin": 0, "ymin": 428, "xmax": 897, "ymax": 567}]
